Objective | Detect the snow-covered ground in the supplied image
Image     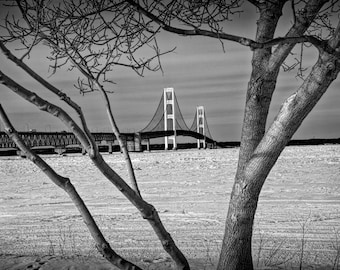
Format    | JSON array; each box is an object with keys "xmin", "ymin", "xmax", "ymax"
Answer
[{"xmin": 0, "ymin": 145, "xmax": 339, "ymax": 269}]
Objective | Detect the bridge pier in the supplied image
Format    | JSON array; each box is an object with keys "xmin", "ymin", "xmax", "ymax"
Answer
[
  {"xmin": 127, "ymin": 138, "xmax": 134, "ymax": 152},
  {"xmin": 108, "ymin": 142, "xmax": 113, "ymax": 154},
  {"xmin": 122, "ymin": 133, "xmax": 142, "ymax": 152},
  {"xmin": 55, "ymin": 147, "xmax": 66, "ymax": 155},
  {"xmin": 134, "ymin": 133, "xmax": 142, "ymax": 152},
  {"xmin": 146, "ymin": 138, "xmax": 150, "ymax": 152},
  {"xmin": 16, "ymin": 150, "xmax": 25, "ymax": 157}
]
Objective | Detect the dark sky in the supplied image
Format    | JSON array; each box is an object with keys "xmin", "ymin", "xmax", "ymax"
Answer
[{"xmin": 0, "ymin": 3, "xmax": 339, "ymax": 142}]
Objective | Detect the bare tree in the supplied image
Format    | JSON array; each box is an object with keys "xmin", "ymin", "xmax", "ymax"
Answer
[
  {"xmin": 1, "ymin": 0, "xmax": 340, "ymax": 270},
  {"xmin": 0, "ymin": 1, "xmax": 189, "ymax": 269},
  {"xmin": 118, "ymin": 1, "xmax": 340, "ymax": 269},
  {"xmin": 0, "ymin": 104, "xmax": 142, "ymax": 270},
  {"xmin": 0, "ymin": 44, "xmax": 189, "ymax": 269}
]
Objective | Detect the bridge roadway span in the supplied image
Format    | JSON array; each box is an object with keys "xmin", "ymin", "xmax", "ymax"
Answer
[{"xmin": 0, "ymin": 130, "xmax": 217, "ymax": 154}]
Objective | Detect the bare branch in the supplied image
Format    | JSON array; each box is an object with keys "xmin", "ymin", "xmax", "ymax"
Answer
[
  {"xmin": 291, "ymin": 0, "xmax": 297, "ymax": 25},
  {"xmin": 0, "ymin": 69, "xmax": 91, "ymax": 150},
  {"xmin": 125, "ymin": 0, "xmax": 339, "ymax": 57},
  {"xmin": 328, "ymin": 19, "xmax": 340, "ymax": 49},
  {"xmin": 0, "ymin": 104, "xmax": 142, "ymax": 270},
  {"xmin": 268, "ymin": 0, "xmax": 333, "ymax": 73},
  {"xmin": 0, "ymin": 68, "xmax": 189, "ymax": 269},
  {"xmin": 0, "ymin": 41, "xmax": 97, "ymax": 154}
]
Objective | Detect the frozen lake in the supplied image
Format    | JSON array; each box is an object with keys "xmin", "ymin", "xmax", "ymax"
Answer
[{"xmin": 0, "ymin": 145, "xmax": 339, "ymax": 269}]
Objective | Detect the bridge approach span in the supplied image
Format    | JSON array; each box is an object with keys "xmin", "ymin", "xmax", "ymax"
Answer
[
  {"xmin": 0, "ymin": 88, "xmax": 219, "ymax": 153},
  {"xmin": 0, "ymin": 130, "xmax": 217, "ymax": 155}
]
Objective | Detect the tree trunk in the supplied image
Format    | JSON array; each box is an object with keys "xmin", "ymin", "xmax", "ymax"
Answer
[
  {"xmin": 0, "ymin": 105, "xmax": 142, "ymax": 270},
  {"xmin": 0, "ymin": 69, "xmax": 190, "ymax": 270},
  {"xmin": 217, "ymin": 5, "xmax": 283, "ymax": 269},
  {"xmin": 95, "ymin": 81, "xmax": 141, "ymax": 197},
  {"xmin": 218, "ymin": 188, "xmax": 257, "ymax": 269},
  {"xmin": 90, "ymin": 153, "xmax": 190, "ymax": 270},
  {"xmin": 217, "ymin": 48, "xmax": 340, "ymax": 270}
]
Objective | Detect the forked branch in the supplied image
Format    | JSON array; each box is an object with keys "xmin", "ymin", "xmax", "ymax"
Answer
[
  {"xmin": 0, "ymin": 69, "xmax": 190, "ymax": 270},
  {"xmin": 0, "ymin": 104, "xmax": 142, "ymax": 270},
  {"xmin": 0, "ymin": 41, "xmax": 97, "ymax": 153},
  {"xmin": 125, "ymin": 0, "xmax": 340, "ymax": 57}
]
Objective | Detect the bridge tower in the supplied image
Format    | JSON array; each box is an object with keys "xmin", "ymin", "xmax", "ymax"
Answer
[
  {"xmin": 164, "ymin": 87, "xmax": 177, "ymax": 150},
  {"xmin": 196, "ymin": 106, "xmax": 206, "ymax": 149}
]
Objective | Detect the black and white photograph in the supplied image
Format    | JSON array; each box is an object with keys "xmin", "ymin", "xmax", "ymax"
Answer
[{"xmin": 0, "ymin": 1, "xmax": 339, "ymax": 269}]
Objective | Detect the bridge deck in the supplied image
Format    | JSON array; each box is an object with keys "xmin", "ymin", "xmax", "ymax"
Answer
[{"xmin": 0, "ymin": 130, "xmax": 218, "ymax": 154}]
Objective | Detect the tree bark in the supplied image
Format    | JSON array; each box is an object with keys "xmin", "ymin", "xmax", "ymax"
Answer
[
  {"xmin": 90, "ymin": 153, "xmax": 190, "ymax": 270},
  {"xmin": 217, "ymin": 46, "xmax": 340, "ymax": 270},
  {"xmin": 217, "ymin": 1, "xmax": 336, "ymax": 269},
  {"xmin": 237, "ymin": 0, "xmax": 285, "ymax": 172},
  {"xmin": 0, "ymin": 104, "xmax": 142, "ymax": 270},
  {"xmin": 0, "ymin": 41, "xmax": 98, "ymax": 154},
  {"xmin": 217, "ymin": 4, "xmax": 285, "ymax": 268},
  {"xmin": 94, "ymin": 81, "xmax": 141, "ymax": 197},
  {"xmin": 0, "ymin": 69, "xmax": 190, "ymax": 270}
]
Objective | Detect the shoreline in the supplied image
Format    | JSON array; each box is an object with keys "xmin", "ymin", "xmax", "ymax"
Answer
[
  {"xmin": 0, "ymin": 146, "xmax": 339, "ymax": 269},
  {"xmin": 1, "ymin": 137, "xmax": 340, "ymax": 157}
]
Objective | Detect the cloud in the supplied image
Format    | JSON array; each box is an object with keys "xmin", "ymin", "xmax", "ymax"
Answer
[{"xmin": 1, "ymin": 4, "xmax": 339, "ymax": 142}]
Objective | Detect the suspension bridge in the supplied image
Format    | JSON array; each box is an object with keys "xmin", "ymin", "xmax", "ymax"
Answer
[
  {"xmin": 0, "ymin": 88, "xmax": 218, "ymax": 155},
  {"xmin": 140, "ymin": 87, "xmax": 215, "ymax": 150}
]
